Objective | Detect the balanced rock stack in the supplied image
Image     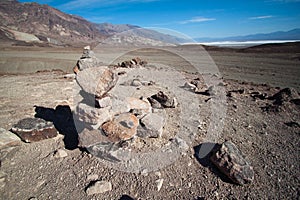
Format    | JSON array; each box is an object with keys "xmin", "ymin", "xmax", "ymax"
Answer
[{"xmin": 73, "ymin": 47, "xmax": 177, "ymax": 159}]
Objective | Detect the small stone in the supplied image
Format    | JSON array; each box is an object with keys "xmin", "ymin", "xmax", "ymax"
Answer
[
  {"xmin": 147, "ymin": 97, "xmax": 163, "ymax": 109},
  {"xmin": 101, "ymin": 113, "xmax": 139, "ymax": 142},
  {"xmin": 0, "ymin": 171, "xmax": 6, "ymax": 188},
  {"xmin": 11, "ymin": 118, "xmax": 58, "ymax": 143},
  {"xmin": 151, "ymin": 91, "xmax": 177, "ymax": 108},
  {"xmin": 76, "ymin": 66, "xmax": 118, "ymax": 98},
  {"xmin": 0, "ymin": 128, "xmax": 21, "ymax": 149},
  {"xmin": 86, "ymin": 181, "xmax": 112, "ymax": 195},
  {"xmin": 131, "ymin": 79, "xmax": 142, "ymax": 87},
  {"xmin": 210, "ymin": 141, "xmax": 254, "ymax": 185},
  {"xmin": 155, "ymin": 179, "xmax": 164, "ymax": 191},
  {"xmin": 138, "ymin": 113, "xmax": 165, "ymax": 138},
  {"xmin": 53, "ymin": 149, "xmax": 68, "ymax": 158},
  {"xmin": 78, "ymin": 128, "xmax": 109, "ymax": 148},
  {"xmin": 270, "ymin": 87, "xmax": 300, "ymax": 105},
  {"xmin": 87, "ymin": 174, "xmax": 99, "ymax": 181}
]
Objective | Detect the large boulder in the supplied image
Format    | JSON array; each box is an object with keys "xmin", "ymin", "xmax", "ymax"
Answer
[{"xmin": 210, "ymin": 141, "xmax": 254, "ymax": 185}]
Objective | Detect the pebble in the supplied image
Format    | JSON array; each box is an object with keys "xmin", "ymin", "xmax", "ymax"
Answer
[
  {"xmin": 155, "ymin": 179, "xmax": 164, "ymax": 191},
  {"xmin": 53, "ymin": 149, "xmax": 68, "ymax": 158},
  {"xmin": 87, "ymin": 174, "xmax": 99, "ymax": 181}
]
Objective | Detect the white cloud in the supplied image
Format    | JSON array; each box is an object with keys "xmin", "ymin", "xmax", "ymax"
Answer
[
  {"xmin": 58, "ymin": 0, "xmax": 159, "ymax": 10},
  {"xmin": 179, "ymin": 17, "xmax": 216, "ymax": 24},
  {"xmin": 249, "ymin": 15, "xmax": 274, "ymax": 20}
]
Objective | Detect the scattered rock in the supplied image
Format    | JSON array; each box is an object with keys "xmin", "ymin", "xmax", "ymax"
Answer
[
  {"xmin": 250, "ymin": 91, "xmax": 268, "ymax": 100},
  {"xmin": 119, "ymin": 57, "xmax": 147, "ymax": 68},
  {"xmin": 131, "ymin": 79, "xmax": 142, "ymax": 87},
  {"xmin": 101, "ymin": 113, "xmax": 139, "ymax": 142},
  {"xmin": 284, "ymin": 121, "xmax": 300, "ymax": 128},
  {"xmin": 0, "ymin": 171, "xmax": 6, "ymax": 188},
  {"xmin": 76, "ymin": 66, "xmax": 118, "ymax": 98},
  {"xmin": 210, "ymin": 141, "xmax": 254, "ymax": 185},
  {"xmin": 155, "ymin": 178, "xmax": 164, "ymax": 191},
  {"xmin": 86, "ymin": 181, "xmax": 112, "ymax": 195},
  {"xmin": 87, "ymin": 174, "xmax": 99, "ymax": 181},
  {"xmin": 78, "ymin": 128, "xmax": 109, "ymax": 148},
  {"xmin": 151, "ymin": 91, "xmax": 177, "ymax": 108},
  {"xmin": 138, "ymin": 113, "xmax": 165, "ymax": 138},
  {"xmin": 147, "ymin": 97, "xmax": 163, "ymax": 109},
  {"xmin": 0, "ymin": 128, "xmax": 21, "ymax": 149},
  {"xmin": 11, "ymin": 118, "xmax": 58, "ymax": 143},
  {"xmin": 53, "ymin": 149, "xmax": 68, "ymax": 158},
  {"xmin": 270, "ymin": 87, "xmax": 300, "ymax": 105}
]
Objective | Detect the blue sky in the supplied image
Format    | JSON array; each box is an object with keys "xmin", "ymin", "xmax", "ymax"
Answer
[{"xmin": 19, "ymin": 0, "xmax": 300, "ymax": 38}]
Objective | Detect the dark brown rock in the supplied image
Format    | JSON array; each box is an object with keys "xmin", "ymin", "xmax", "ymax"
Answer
[
  {"xmin": 151, "ymin": 91, "xmax": 177, "ymax": 108},
  {"xmin": 210, "ymin": 141, "xmax": 254, "ymax": 185},
  {"xmin": 11, "ymin": 118, "xmax": 58, "ymax": 143}
]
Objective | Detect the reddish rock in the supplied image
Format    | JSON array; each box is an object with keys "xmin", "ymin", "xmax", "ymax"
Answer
[
  {"xmin": 101, "ymin": 113, "xmax": 139, "ymax": 142},
  {"xmin": 11, "ymin": 118, "xmax": 58, "ymax": 143},
  {"xmin": 210, "ymin": 141, "xmax": 254, "ymax": 185}
]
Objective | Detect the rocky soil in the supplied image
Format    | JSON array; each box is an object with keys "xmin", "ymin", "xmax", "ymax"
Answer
[{"xmin": 0, "ymin": 45, "xmax": 299, "ymax": 199}]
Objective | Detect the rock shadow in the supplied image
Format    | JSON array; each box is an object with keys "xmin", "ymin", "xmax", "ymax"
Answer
[
  {"xmin": 193, "ymin": 142, "xmax": 234, "ymax": 184},
  {"xmin": 34, "ymin": 105, "xmax": 79, "ymax": 150}
]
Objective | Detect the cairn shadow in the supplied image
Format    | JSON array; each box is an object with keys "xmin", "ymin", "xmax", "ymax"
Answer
[
  {"xmin": 34, "ymin": 105, "xmax": 79, "ymax": 150},
  {"xmin": 193, "ymin": 142, "xmax": 234, "ymax": 184}
]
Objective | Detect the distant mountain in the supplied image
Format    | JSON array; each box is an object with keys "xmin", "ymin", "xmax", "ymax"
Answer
[
  {"xmin": 0, "ymin": 0, "xmax": 183, "ymax": 47},
  {"xmin": 195, "ymin": 29, "xmax": 300, "ymax": 42},
  {"xmin": 0, "ymin": 0, "xmax": 106, "ymax": 46}
]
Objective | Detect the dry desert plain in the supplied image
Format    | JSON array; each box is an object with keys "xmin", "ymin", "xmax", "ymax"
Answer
[{"xmin": 0, "ymin": 42, "xmax": 299, "ymax": 199}]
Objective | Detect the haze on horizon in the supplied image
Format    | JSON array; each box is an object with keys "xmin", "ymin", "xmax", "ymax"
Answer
[{"xmin": 19, "ymin": 0, "xmax": 300, "ymax": 39}]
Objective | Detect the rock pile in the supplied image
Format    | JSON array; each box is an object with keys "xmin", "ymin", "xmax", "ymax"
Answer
[
  {"xmin": 73, "ymin": 47, "xmax": 177, "ymax": 161},
  {"xmin": 117, "ymin": 57, "xmax": 147, "ymax": 68}
]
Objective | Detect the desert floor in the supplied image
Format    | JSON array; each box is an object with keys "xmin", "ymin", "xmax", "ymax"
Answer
[{"xmin": 0, "ymin": 44, "xmax": 299, "ymax": 199}]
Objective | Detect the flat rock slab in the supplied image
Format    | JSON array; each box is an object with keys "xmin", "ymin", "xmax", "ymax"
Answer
[
  {"xmin": 76, "ymin": 66, "xmax": 118, "ymax": 98},
  {"xmin": 0, "ymin": 128, "xmax": 21, "ymax": 149},
  {"xmin": 11, "ymin": 118, "xmax": 58, "ymax": 143},
  {"xmin": 78, "ymin": 128, "xmax": 110, "ymax": 148},
  {"xmin": 210, "ymin": 141, "xmax": 254, "ymax": 185}
]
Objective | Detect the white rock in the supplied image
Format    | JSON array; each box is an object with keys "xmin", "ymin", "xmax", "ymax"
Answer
[
  {"xmin": 155, "ymin": 179, "xmax": 164, "ymax": 191},
  {"xmin": 53, "ymin": 149, "xmax": 68, "ymax": 158},
  {"xmin": 87, "ymin": 174, "xmax": 99, "ymax": 181},
  {"xmin": 138, "ymin": 113, "xmax": 165, "ymax": 138},
  {"xmin": 96, "ymin": 96, "xmax": 112, "ymax": 108},
  {"xmin": 86, "ymin": 181, "xmax": 112, "ymax": 195}
]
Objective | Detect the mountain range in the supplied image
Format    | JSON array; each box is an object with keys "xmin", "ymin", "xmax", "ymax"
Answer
[
  {"xmin": 195, "ymin": 29, "xmax": 300, "ymax": 43},
  {"xmin": 0, "ymin": 0, "xmax": 299, "ymax": 47}
]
